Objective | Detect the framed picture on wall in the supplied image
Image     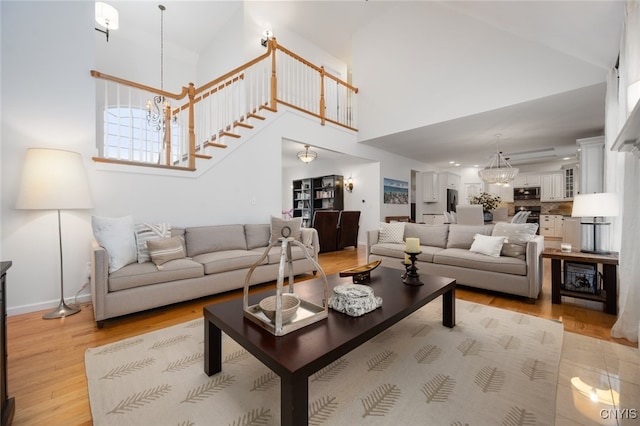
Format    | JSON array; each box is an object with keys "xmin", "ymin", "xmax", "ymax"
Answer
[{"xmin": 383, "ymin": 178, "xmax": 409, "ymax": 204}]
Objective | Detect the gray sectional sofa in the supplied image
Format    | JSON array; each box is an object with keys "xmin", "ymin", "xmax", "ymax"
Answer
[
  {"xmin": 367, "ymin": 222, "xmax": 544, "ymax": 302},
  {"xmin": 91, "ymin": 223, "xmax": 319, "ymax": 327}
]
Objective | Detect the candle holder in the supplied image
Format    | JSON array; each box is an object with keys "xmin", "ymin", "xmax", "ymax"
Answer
[
  {"xmin": 403, "ymin": 251, "xmax": 423, "ymax": 286},
  {"xmin": 400, "ymin": 260, "xmax": 411, "ymax": 279}
]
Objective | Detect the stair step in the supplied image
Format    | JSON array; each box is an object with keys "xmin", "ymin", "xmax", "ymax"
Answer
[
  {"xmin": 194, "ymin": 153, "xmax": 213, "ymax": 159},
  {"xmin": 221, "ymin": 131, "xmax": 241, "ymax": 139},
  {"xmin": 247, "ymin": 112, "xmax": 266, "ymax": 120},
  {"xmin": 205, "ymin": 142, "xmax": 227, "ymax": 149},
  {"xmin": 260, "ymin": 105, "xmax": 277, "ymax": 113},
  {"xmin": 234, "ymin": 121, "xmax": 253, "ymax": 129}
]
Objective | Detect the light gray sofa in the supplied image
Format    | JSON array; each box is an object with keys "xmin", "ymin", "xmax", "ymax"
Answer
[
  {"xmin": 91, "ymin": 223, "xmax": 319, "ymax": 327},
  {"xmin": 367, "ymin": 222, "xmax": 544, "ymax": 302}
]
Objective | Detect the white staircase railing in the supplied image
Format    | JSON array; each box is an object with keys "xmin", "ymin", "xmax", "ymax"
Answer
[{"xmin": 91, "ymin": 38, "xmax": 358, "ymax": 171}]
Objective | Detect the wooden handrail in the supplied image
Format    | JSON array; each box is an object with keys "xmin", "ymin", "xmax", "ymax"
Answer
[
  {"xmin": 91, "ymin": 37, "xmax": 358, "ymax": 171},
  {"xmin": 89, "ymin": 70, "xmax": 189, "ymax": 101}
]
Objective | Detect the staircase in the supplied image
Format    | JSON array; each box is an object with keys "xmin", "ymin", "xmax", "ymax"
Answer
[{"xmin": 91, "ymin": 39, "xmax": 358, "ymax": 172}]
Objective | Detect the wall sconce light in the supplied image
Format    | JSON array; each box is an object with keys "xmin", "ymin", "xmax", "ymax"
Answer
[
  {"xmin": 95, "ymin": 2, "xmax": 119, "ymax": 42},
  {"xmin": 346, "ymin": 176, "xmax": 354, "ymax": 193},
  {"xmin": 261, "ymin": 29, "xmax": 274, "ymax": 47}
]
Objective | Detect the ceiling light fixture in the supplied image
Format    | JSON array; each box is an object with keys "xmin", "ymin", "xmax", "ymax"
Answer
[
  {"xmin": 146, "ymin": 5, "xmax": 171, "ymax": 136},
  {"xmin": 478, "ymin": 134, "xmax": 519, "ymax": 185},
  {"xmin": 95, "ymin": 2, "xmax": 119, "ymax": 42},
  {"xmin": 297, "ymin": 144, "xmax": 317, "ymax": 163}
]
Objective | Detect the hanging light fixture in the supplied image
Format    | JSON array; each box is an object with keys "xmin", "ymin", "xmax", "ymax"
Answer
[
  {"xmin": 477, "ymin": 134, "xmax": 519, "ymax": 185},
  {"xmin": 146, "ymin": 4, "xmax": 170, "ymax": 134},
  {"xmin": 297, "ymin": 144, "xmax": 317, "ymax": 163}
]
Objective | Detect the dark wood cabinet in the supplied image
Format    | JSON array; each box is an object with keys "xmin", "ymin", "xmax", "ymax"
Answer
[
  {"xmin": 0, "ymin": 261, "xmax": 14, "ymax": 426},
  {"xmin": 292, "ymin": 175, "xmax": 343, "ymax": 228}
]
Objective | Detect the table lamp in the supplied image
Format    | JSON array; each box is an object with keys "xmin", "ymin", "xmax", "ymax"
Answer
[
  {"xmin": 571, "ymin": 193, "xmax": 619, "ymax": 255},
  {"xmin": 16, "ymin": 148, "xmax": 94, "ymax": 319}
]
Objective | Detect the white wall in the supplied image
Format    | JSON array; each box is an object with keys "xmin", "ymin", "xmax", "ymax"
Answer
[
  {"xmin": 352, "ymin": 2, "xmax": 608, "ymax": 142},
  {"xmin": 1, "ymin": 1, "xmax": 97, "ymax": 314}
]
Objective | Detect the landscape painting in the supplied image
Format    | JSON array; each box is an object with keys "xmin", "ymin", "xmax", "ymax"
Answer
[{"xmin": 383, "ymin": 178, "xmax": 409, "ymax": 204}]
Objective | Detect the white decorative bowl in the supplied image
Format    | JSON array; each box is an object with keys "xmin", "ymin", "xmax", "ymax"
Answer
[{"xmin": 259, "ymin": 294, "xmax": 300, "ymax": 324}]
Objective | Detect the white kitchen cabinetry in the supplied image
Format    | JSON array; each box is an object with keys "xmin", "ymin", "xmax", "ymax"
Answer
[
  {"xmin": 540, "ymin": 214, "xmax": 564, "ymax": 237},
  {"xmin": 540, "ymin": 173, "xmax": 564, "ymax": 201},
  {"xmin": 562, "ymin": 165, "xmax": 578, "ymax": 200},
  {"xmin": 440, "ymin": 172, "xmax": 460, "ymax": 190},
  {"xmin": 422, "ymin": 172, "xmax": 439, "ymax": 202},
  {"xmin": 513, "ymin": 173, "xmax": 541, "ymax": 187},
  {"xmin": 485, "ymin": 183, "xmax": 514, "ymax": 203}
]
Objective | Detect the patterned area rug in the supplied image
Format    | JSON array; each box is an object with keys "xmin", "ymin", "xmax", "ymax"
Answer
[{"xmin": 85, "ymin": 299, "xmax": 563, "ymax": 425}]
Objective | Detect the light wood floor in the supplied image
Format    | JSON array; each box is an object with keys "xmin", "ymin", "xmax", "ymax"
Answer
[{"xmin": 7, "ymin": 246, "xmax": 633, "ymax": 425}]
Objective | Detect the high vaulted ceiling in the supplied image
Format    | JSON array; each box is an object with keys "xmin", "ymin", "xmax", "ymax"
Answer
[{"xmin": 108, "ymin": 1, "xmax": 626, "ymax": 170}]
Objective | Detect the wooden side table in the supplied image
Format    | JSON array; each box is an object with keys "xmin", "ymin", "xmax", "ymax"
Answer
[{"xmin": 541, "ymin": 248, "xmax": 618, "ymax": 314}]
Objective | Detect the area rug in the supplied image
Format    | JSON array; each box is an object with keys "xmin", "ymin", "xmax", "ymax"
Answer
[{"xmin": 85, "ymin": 299, "xmax": 563, "ymax": 425}]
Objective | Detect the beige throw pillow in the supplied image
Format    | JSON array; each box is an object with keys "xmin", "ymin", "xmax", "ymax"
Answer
[
  {"xmin": 270, "ymin": 216, "xmax": 302, "ymax": 243},
  {"xmin": 491, "ymin": 222, "xmax": 539, "ymax": 259},
  {"xmin": 147, "ymin": 236, "xmax": 186, "ymax": 267}
]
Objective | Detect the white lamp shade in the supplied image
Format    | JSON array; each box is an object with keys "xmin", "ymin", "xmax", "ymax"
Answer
[
  {"xmin": 16, "ymin": 148, "xmax": 94, "ymax": 210},
  {"xmin": 571, "ymin": 193, "xmax": 619, "ymax": 218},
  {"xmin": 95, "ymin": 2, "xmax": 119, "ymax": 29}
]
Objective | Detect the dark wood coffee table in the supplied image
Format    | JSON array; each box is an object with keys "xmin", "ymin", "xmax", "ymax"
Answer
[{"xmin": 203, "ymin": 266, "xmax": 456, "ymax": 425}]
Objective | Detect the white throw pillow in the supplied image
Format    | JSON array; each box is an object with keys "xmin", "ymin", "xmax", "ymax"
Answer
[
  {"xmin": 378, "ymin": 222, "xmax": 405, "ymax": 244},
  {"xmin": 91, "ymin": 215, "xmax": 138, "ymax": 273},
  {"xmin": 469, "ymin": 234, "xmax": 506, "ymax": 258}
]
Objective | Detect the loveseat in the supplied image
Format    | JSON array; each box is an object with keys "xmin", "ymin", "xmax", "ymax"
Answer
[
  {"xmin": 90, "ymin": 219, "xmax": 319, "ymax": 327},
  {"xmin": 367, "ymin": 222, "xmax": 544, "ymax": 302}
]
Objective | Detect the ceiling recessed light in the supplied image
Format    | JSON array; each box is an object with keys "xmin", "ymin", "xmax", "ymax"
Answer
[
  {"xmin": 562, "ymin": 157, "xmax": 571, "ymax": 160},
  {"xmin": 473, "ymin": 165, "xmax": 480, "ymax": 168},
  {"xmin": 454, "ymin": 163, "xmax": 460, "ymax": 167},
  {"xmin": 449, "ymin": 161, "xmax": 455, "ymax": 164}
]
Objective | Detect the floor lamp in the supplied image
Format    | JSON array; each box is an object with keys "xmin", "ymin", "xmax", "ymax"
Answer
[
  {"xmin": 571, "ymin": 193, "xmax": 619, "ymax": 255},
  {"xmin": 16, "ymin": 148, "xmax": 94, "ymax": 319}
]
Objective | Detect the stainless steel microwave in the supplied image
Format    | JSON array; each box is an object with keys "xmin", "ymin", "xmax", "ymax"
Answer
[{"xmin": 513, "ymin": 187, "xmax": 540, "ymax": 200}]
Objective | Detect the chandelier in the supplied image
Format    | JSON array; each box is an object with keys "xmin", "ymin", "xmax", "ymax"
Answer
[
  {"xmin": 297, "ymin": 145, "xmax": 317, "ymax": 163},
  {"xmin": 477, "ymin": 134, "xmax": 519, "ymax": 185},
  {"xmin": 146, "ymin": 4, "xmax": 170, "ymax": 133}
]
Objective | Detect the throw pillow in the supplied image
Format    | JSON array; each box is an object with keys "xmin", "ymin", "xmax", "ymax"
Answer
[
  {"xmin": 446, "ymin": 224, "xmax": 494, "ymax": 249},
  {"xmin": 135, "ymin": 223, "xmax": 171, "ymax": 263},
  {"xmin": 491, "ymin": 222, "xmax": 539, "ymax": 259},
  {"xmin": 91, "ymin": 215, "xmax": 137, "ymax": 273},
  {"xmin": 146, "ymin": 236, "xmax": 186, "ymax": 267},
  {"xmin": 378, "ymin": 222, "xmax": 405, "ymax": 244},
  {"xmin": 469, "ymin": 234, "xmax": 506, "ymax": 258},
  {"xmin": 270, "ymin": 216, "xmax": 302, "ymax": 243},
  {"xmin": 404, "ymin": 223, "xmax": 449, "ymax": 248}
]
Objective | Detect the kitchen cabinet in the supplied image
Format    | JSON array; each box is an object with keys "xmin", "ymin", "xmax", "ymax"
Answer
[
  {"xmin": 540, "ymin": 214, "xmax": 564, "ymax": 237},
  {"xmin": 422, "ymin": 214, "xmax": 446, "ymax": 225},
  {"xmin": 422, "ymin": 172, "xmax": 439, "ymax": 202},
  {"xmin": 562, "ymin": 165, "xmax": 578, "ymax": 200},
  {"xmin": 440, "ymin": 172, "xmax": 460, "ymax": 190},
  {"xmin": 541, "ymin": 173, "xmax": 564, "ymax": 201},
  {"xmin": 485, "ymin": 183, "xmax": 514, "ymax": 203},
  {"xmin": 513, "ymin": 173, "xmax": 541, "ymax": 187}
]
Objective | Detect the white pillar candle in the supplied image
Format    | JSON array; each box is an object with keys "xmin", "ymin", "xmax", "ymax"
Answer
[{"xmin": 405, "ymin": 237, "xmax": 420, "ymax": 253}]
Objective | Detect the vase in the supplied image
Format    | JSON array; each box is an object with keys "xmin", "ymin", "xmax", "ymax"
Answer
[{"xmin": 483, "ymin": 211, "xmax": 493, "ymax": 223}]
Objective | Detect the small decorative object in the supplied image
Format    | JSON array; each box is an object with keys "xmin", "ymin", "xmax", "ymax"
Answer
[
  {"xmin": 328, "ymin": 284, "xmax": 383, "ymax": 317},
  {"xmin": 339, "ymin": 260, "xmax": 382, "ymax": 284},
  {"xmin": 562, "ymin": 261, "xmax": 599, "ymax": 294},
  {"xmin": 243, "ymin": 228, "xmax": 328, "ymax": 336},
  {"xmin": 403, "ymin": 251, "xmax": 424, "ymax": 286},
  {"xmin": 561, "ymin": 243, "xmax": 572, "ymax": 252},
  {"xmin": 405, "ymin": 237, "xmax": 420, "ymax": 254},
  {"xmin": 468, "ymin": 192, "xmax": 501, "ymax": 222},
  {"xmin": 259, "ymin": 294, "xmax": 300, "ymax": 324}
]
